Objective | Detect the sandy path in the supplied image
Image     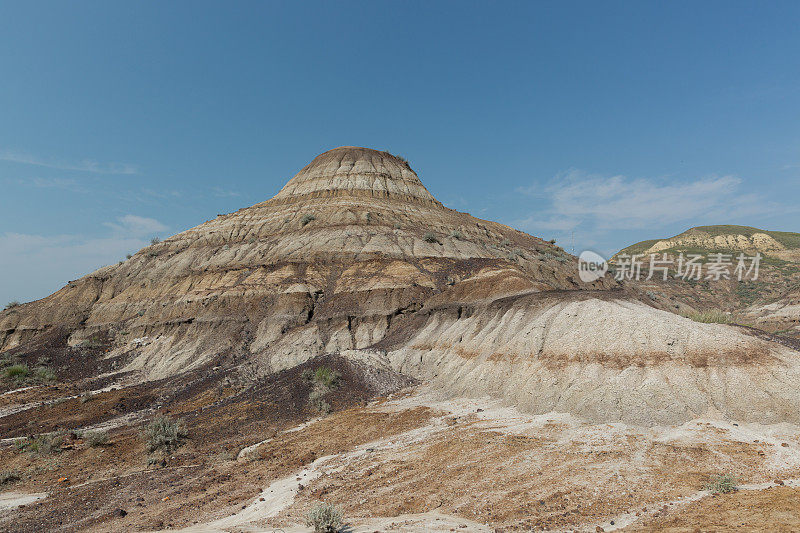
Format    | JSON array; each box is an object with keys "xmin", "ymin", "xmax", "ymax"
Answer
[{"xmin": 0, "ymin": 491, "xmax": 47, "ymax": 511}]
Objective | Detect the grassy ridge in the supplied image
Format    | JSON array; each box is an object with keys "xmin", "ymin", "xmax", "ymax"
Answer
[{"xmin": 615, "ymin": 225, "xmax": 800, "ymax": 259}]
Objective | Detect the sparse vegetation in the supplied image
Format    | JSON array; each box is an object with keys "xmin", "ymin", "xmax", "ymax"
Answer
[
  {"xmin": 704, "ymin": 473, "xmax": 738, "ymax": 493},
  {"xmin": 18, "ymin": 432, "xmax": 65, "ymax": 455},
  {"xmin": 4, "ymin": 364, "xmax": 30, "ymax": 382},
  {"xmin": 150, "ymin": 237, "xmax": 161, "ymax": 245},
  {"xmin": 85, "ymin": 430, "xmax": 110, "ymax": 447},
  {"xmin": 549, "ymin": 238, "xmax": 557, "ymax": 244},
  {"xmin": 500, "ymin": 239, "xmax": 511, "ymax": 247},
  {"xmin": 1, "ymin": 362, "xmax": 53, "ymax": 384},
  {"xmin": 143, "ymin": 415, "xmax": 187, "ymax": 456},
  {"xmin": 4, "ymin": 301, "xmax": 20, "ymax": 310},
  {"xmin": 393, "ymin": 153, "xmax": 409, "ymax": 166},
  {"xmin": 682, "ymin": 309, "xmax": 731, "ymax": 324},
  {"xmin": 305, "ymin": 502, "xmax": 344, "ymax": 533},
  {"xmin": 126, "ymin": 254, "xmax": 132, "ymax": 259},
  {"xmin": 423, "ymin": 232, "xmax": 440, "ymax": 244},
  {"xmin": 305, "ymin": 366, "xmax": 341, "ymax": 389},
  {"xmin": 450, "ymin": 230, "xmax": 464, "ymax": 240},
  {"xmin": 301, "ymin": 213, "xmax": 316, "ymax": 227},
  {"xmin": 32, "ymin": 366, "xmax": 56, "ymax": 382},
  {"xmin": 365, "ymin": 212, "xmax": 373, "ymax": 223},
  {"xmin": 303, "ymin": 366, "xmax": 341, "ymax": 415}
]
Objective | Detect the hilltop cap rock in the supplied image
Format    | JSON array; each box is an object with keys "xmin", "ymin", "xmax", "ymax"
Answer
[{"xmin": 272, "ymin": 146, "xmax": 443, "ymax": 207}]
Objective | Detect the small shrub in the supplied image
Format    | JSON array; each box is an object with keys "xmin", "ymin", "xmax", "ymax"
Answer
[
  {"xmin": 365, "ymin": 212, "xmax": 373, "ymax": 223},
  {"xmin": 450, "ymin": 230, "xmax": 464, "ymax": 240},
  {"xmin": 300, "ymin": 214, "xmax": 316, "ymax": 227},
  {"xmin": 126, "ymin": 254, "xmax": 132, "ymax": 259},
  {"xmin": 500, "ymin": 239, "xmax": 511, "ymax": 247},
  {"xmin": 85, "ymin": 430, "xmax": 109, "ymax": 447},
  {"xmin": 4, "ymin": 301, "xmax": 20, "ymax": 311},
  {"xmin": 645, "ymin": 290, "xmax": 658, "ymax": 301},
  {"xmin": 704, "ymin": 473, "xmax": 738, "ymax": 493},
  {"xmin": 307, "ymin": 367, "xmax": 341, "ymax": 390},
  {"xmin": 305, "ymin": 502, "xmax": 343, "ymax": 533},
  {"xmin": 549, "ymin": 238, "xmax": 557, "ymax": 244},
  {"xmin": 393, "ymin": 223, "xmax": 402, "ymax": 230},
  {"xmin": 21, "ymin": 432, "xmax": 64, "ymax": 455},
  {"xmin": 423, "ymin": 232, "xmax": 440, "ymax": 244},
  {"xmin": 304, "ymin": 366, "xmax": 341, "ymax": 414},
  {"xmin": 682, "ymin": 310, "xmax": 731, "ymax": 324},
  {"xmin": 4, "ymin": 364, "xmax": 30, "ymax": 381},
  {"xmin": 32, "ymin": 366, "xmax": 56, "ymax": 383},
  {"xmin": 143, "ymin": 416, "xmax": 187, "ymax": 456},
  {"xmin": 150, "ymin": 237, "xmax": 161, "ymax": 245},
  {"xmin": 0, "ymin": 470, "xmax": 20, "ymax": 485}
]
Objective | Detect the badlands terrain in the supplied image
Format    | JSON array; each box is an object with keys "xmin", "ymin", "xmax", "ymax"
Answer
[{"xmin": 2, "ymin": 147, "xmax": 800, "ymax": 532}]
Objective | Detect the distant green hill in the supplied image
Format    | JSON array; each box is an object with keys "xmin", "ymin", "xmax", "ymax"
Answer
[{"xmin": 616, "ymin": 225, "xmax": 800, "ymax": 259}]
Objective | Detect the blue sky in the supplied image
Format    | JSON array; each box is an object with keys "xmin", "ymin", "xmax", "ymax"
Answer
[{"xmin": 1, "ymin": 1, "xmax": 799, "ymax": 305}]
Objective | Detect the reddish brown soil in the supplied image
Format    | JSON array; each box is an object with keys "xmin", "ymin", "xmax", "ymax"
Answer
[{"xmin": 627, "ymin": 486, "xmax": 800, "ymax": 532}]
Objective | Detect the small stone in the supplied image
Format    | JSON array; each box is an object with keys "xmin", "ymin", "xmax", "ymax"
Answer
[
  {"xmin": 775, "ymin": 479, "xmax": 785, "ymax": 485},
  {"xmin": 781, "ymin": 442, "xmax": 789, "ymax": 447}
]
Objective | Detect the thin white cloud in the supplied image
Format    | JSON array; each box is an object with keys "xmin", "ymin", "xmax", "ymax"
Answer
[
  {"xmin": 0, "ymin": 149, "xmax": 137, "ymax": 175},
  {"xmin": 0, "ymin": 213, "xmax": 168, "ymax": 304},
  {"xmin": 212, "ymin": 187, "xmax": 240, "ymax": 198},
  {"xmin": 0, "ymin": 232, "xmax": 148, "ymax": 305},
  {"xmin": 17, "ymin": 177, "xmax": 80, "ymax": 189},
  {"xmin": 103, "ymin": 215, "xmax": 168, "ymax": 237},
  {"xmin": 518, "ymin": 170, "xmax": 773, "ymax": 231}
]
